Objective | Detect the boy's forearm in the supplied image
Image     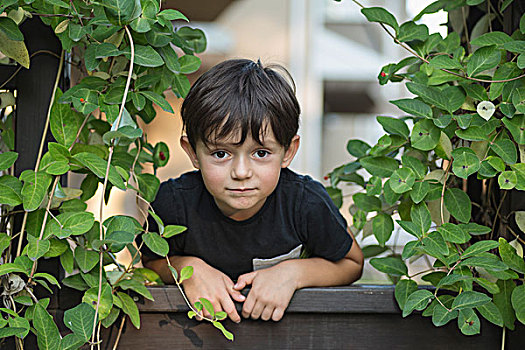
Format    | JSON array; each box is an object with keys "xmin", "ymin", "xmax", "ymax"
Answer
[
  {"xmin": 143, "ymin": 255, "xmax": 205, "ymax": 284},
  {"xmin": 280, "ymin": 256, "xmax": 363, "ymax": 290}
]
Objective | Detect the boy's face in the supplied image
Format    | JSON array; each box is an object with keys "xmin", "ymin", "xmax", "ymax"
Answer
[{"xmin": 181, "ymin": 126, "xmax": 300, "ymax": 221}]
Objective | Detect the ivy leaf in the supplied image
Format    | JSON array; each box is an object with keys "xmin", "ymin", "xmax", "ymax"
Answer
[
  {"xmin": 432, "ymin": 303, "xmax": 458, "ymax": 326},
  {"xmin": 178, "ymin": 55, "xmax": 201, "ymax": 74},
  {"xmin": 390, "ymin": 98, "xmax": 432, "ymax": 119},
  {"xmin": 410, "ymin": 119, "xmax": 440, "ymax": 151},
  {"xmin": 490, "ymin": 139, "xmax": 517, "ymax": 164},
  {"xmin": 476, "ymin": 302, "xmax": 504, "ymax": 327},
  {"xmin": 361, "ymin": 7, "xmax": 399, "ymax": 33},
  {"xmin": 83, "ymin": 284, "xmax": 113, "ymax": 320},
  {"xmin": 0, "ymin": 151, "xmax": 18, "ymax": 171},
  {"xmin": 370, "ymin": 256, "xmax": 408, "ymax": 276},
  {"xmin": 346, "ymin": 139, "xmax": 370, "ymax": 157},
  {"xmin": 50, "ymin": 89, "xmax": 84, "ymax": 148},
  {"xmin": 451, "ymin": 147, "xmax": 480, "ymax": 179},
  {"xmin": 471, "ymin": 32, "xmax": 512, "ymax": 47},
  {"xmin": 498, "ymin": 171, "xmax": 517, "ymax": 190},
  {"xmin": 163, "ymin": 225, "xmax": 187, "ymax": 238},
  {"xmin": 406, "ymin": 83, "xmax": 464, "ymax": 114},
  {"xmin": 422, "ymin": 231, "xmax": 449, "ymax": 256},
  {"xmin": 395, "ymin": 279, "xmax": 418, "ymax": 310},
  {"xmin": 101, "ymin": 0, "xmax": 141, "ymax": 26},
  {"xmin": 74, "ymin": 246, "xmax": 99, "ymax": 273},
  {"xmin": 123, "ymin": 45, "xmax": 164, "ymax": 67},
  {"xmin": 21, "ymin": 170, "xmax": 52, "ymax": 212},
  {"xmin": 73, "ymin": 152, "xmax": 125, "ymax": 190},
  {"xmin": 158, "ymin": 9, "xmax": 189, "ymax": 21},
  {"xmin": 458, "ymin": 308, "xmax": 481, "ymax": 335},
  {"xmin": 410, "ymin": 181, "xmax": 430, "ymax": 204},
  {"xmin": 63, "ymin": 303, "xmax": 96, "ymax": 341},
  {"xmin": 397, "ymin": 21, "xmax": 428, "ymax": 42},
  {"xmin": 511, "ymin": 285, "xmax": 525, "ymax": 325},
  {"xmin": 359, "ymin": 156, "xmax": 398, "ymax": 177},
  {"xmin": 139, "ymin": 91, "xmax": 174, "ymax": 113},
  {"xmin": 27, "ymin": 235, "xmax": 51, "ymax": 261},
  {"xmin": 490, "ymin": 62, "xmax": 522, "ymax": 100},
  {"xmin": 372, "ymin": 213, "xmax": 394, "ymax": 247},
  {"xmin": 411, "ymin": 202, "xmax": 431, "ymax": 236},
  {"xmin": 212, "ymin": 321, "xmax": 234, "ymax": 341},
  {"xmin": 459, "ymin": 255, "xmax": 508, "ymax": 271},
  {"xmin": 499, "ymin": 238, "xmax": 525, "ymax": 274},
  {"xmin": 353, "ymin": 193, "xmax": 381, "ymax": 212},
  {"xmin": 0, "ymin": 17, "xmax": 23, "ymax": 41},
  {"xmin": 462, "ymin": 240, "xmax": 499, "ymax": 259},
  {"xmin": 389, "ymin": 168, "xmax": 416, "ymax": 193},
  {"xmin": 179, "ymin": 266, "xmax": 194, "ymax": 283},
  {"xmin": 0, "ymin": 30, "xmax": 29, "ymax": 68},
  {"xmin": 493, "ymin": 279, "xmax": 516, "ymax": 330},
  {"xmin": 444, "ymin": 188, "xmax": 471, "ymax": 224},
  {"xmin": 142, "ymin": 232, "xmax": 169, "ymax": 256},
  {"xmin": 0, "ymin": 175, "xmax": 23, "ymax": 206},
  {"xmin": 402, "ymin": 289, "xmax": 434, "ymax": 317},
  {"xmin": 33, "ymin": 303, "xmax": 61, "ymax": 349},
  {"xmin": 437, "ymin": 223, "xmax": 470, "ymax": 244},
  {"xmin": 136, "ymin": 173, "xmax": 160, "ymax": 202},
  {"xmin": 376, "ymin": 116, "xmax": 410, "ymax": 138},
  {"xmin": 502, "ymin": 115, "xmax": 525, "ymax": 145},
  {"xmin": 467, "ymin": 46, "xmax": 501, "ymax": 77},
  {"xmin": 429, "ymin": 55, "xmax": 463, "ymax": 70},
  {"xmin": 451, "ymin": 291, "xmax": 491, "ymax": 310}
]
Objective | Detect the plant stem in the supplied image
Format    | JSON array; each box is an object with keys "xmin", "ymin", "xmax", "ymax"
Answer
[
  {"xmin": 462, "ymin": 7, "xmax": 472, "ymax": 54},
  {"xmin": 15, "ymin": 50, "xmax": 64, "ymax": 259},
  {"xmin": 91, "ymin": 26, "xmax": 135, "ymax": 349},
  {"xmin": 491, "ymin": 191, "xmax": 507, "ymax": 239},
  {"xmin": 440, "ymin": 160, "xmax": 452, "ymax": 225},
  {"xmin": 112, "ymin": 316, "xmax": 126, "ymax": 350},
  {"xmin": 501, "ymin": 326, "xmax": 506, "ymax": 350}
]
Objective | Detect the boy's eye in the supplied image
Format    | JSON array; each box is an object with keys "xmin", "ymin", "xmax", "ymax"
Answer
[
  {"xmin": 212, "ymin": 151, "xmax": 228, "ymax": 159},
  {"xmin": 254, "ymin": 150, "xmax": 269, "ymax": 158}
]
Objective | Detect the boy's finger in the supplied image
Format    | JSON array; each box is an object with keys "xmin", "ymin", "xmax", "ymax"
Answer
[
  {"xmin": 249, "ymin": 301, "xmax": 264, "ymax": 320},
  {"xmin": 271, "ymin": 307, "xmax": 285, "ymax": 322},
  {"xmin": 234, "ymin": 271, "xmax": 256, "ymax": 290},
  {"xmin": 241, "ymin": 294, "xmax": 255, "ymax": 318},
  {"xmin": 229, "ymin": 289, "xmax": 246, "ymax": 302},
  {"xmin": 261, "ymin": 306, "xmax": 273, "ymax": 321},
  {"xmin": 221, "ymin": 297, "xmax": 241, "ymax": 323}
]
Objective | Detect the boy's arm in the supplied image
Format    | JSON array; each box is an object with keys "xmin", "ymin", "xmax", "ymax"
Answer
[
  {"xmin": 234, "ymin": 229, "xmax": 363, "ymax": 321},
  {"xmin": 143, "ymin": 255, "xmax": 246, "ymax": 323}
]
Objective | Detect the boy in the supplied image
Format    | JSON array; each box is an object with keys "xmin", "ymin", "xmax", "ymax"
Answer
[{"xmin": 141, "ymin": 59, "xmax": 363, "ymax": 323}]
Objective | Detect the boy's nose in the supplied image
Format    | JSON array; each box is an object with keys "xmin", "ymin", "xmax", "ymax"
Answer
[{"xmin": 231, "ymin": 157, "xmax": 252, "ymax": 180}]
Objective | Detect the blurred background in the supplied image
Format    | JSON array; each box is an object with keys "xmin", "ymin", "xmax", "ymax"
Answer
[{"xmin": 84, "ymin": 0, "xmax": 448, "ymax": 282}]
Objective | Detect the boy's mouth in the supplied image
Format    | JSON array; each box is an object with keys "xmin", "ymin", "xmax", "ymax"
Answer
[{"xmin": 228, "ymin": 188, "xmax": 256, "ymax": 193}]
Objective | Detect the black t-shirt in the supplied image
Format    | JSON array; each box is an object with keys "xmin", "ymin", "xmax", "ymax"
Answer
[{"xmin": 141, "ymin": 168, "xmax": 353, "ymax": 280}]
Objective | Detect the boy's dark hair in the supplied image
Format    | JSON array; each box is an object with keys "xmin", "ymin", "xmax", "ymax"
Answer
[{"xmin": 181, "ymin": 59, "xmax": 300, "ymax": 150}]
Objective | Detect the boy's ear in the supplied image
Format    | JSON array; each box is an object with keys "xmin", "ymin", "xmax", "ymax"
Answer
[
  {"xmin": 180, "ymin": 136, "xmax": 200, "ymax": 169},
  {"xmin": 281, "ymin": 135, "xmax": 300, "ymax": 168}
]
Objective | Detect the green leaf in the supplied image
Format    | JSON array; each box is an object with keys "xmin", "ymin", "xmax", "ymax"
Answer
[
  {"xmin": 352, "ymin": 193, "xmax": 381, "ymax": 212},
  {"xmin": 346, "ymin": 139, "xmax": 370, "ymax": 157},
  {"xmin": 361, "ymin": 245, "xmax": 388, "ymax": 259},
  {"xmin": 432, "ymin": 303, "xmax": 458, "ymax": 326},
  {"xmin": 27, "ymin": 235, "xmax": 50, "ymax": 261},
  {"xmin": 490, "ymin": 63, "xmax": 522, "ymax": 100},
  {"xmin": 163, "ymin": 225, "xmax": 187, "ymax": 238},
  {"xmin": 471, "ymin": 32, "xmax": 512, "ymax": 47},
  {"xmin": 397, "ymin": 21, "xmax": 428, "ymax": 42},
  {"xmin": 476, "ymin": 301, "xmax": 504, "ymax": 327},
  {"xmin": 411, "ymin": 202, "xmax": 432, "ymax": 236},
  {"xmin": 199, "ymin": 297, "xmax": 215, "ymax": 317},
  {"xmin": 410, "ymin": 119, "xmax": 440, "ymax": 151},
  {"xmin": 502, "ymin": 115, "xmax": 525, "ymax": 145},
  {"xmin": 142, "ymin": 232, "xmax": 169, "ymax": 256},
  {"xmin": 444, "ymin": 188, "xmax": 471, "ymax": 224},
  {"xmin": 467, "ymin": 46, "xmax": 501, "ymax": 77},
  {"xmin": 451, "ymin": 147, "xmax": 480, "ymax": 179},
  {"xmin": 0, "ymin": 151, "xmax": 18, "ymax": 171},
  {"xmin": 158, "ymin": 9, "xmax": 188, "ymax": 21},
  {"xmin": 409, "ymin": 181, "xmax": 429, "ymax": 204},
  {"xmin": 370, "ymin": 256, "xmax": 408, "ymax": 276},
  {"xmin": 429, "ymin": 55, "xmax": 463, "ymax": 70},
  {"xmin": 459, "ymin": 222, "xmax": 491, "ymax": 235},
  {"xmin": 372, "ymin": 213, "xmax": 394, "ymax": 247},
  {"xmin": 21, "ymin": 170, "xmax": 52, "ymax": 212},
  {"xmin": 178, "ymin": 55, "xmax": 201, "ymax": 74},
  {"xmin": 124, "ymin": 45, "xmax": 164, "ymax": 67},
  {"xmin": 390, "ymin": 98, "xmax": 432, "ymax": 119},
  {"xmin": 0, "ymin": 17, "xmax": 23, "ymax": 41},
  {"xmin": 60, "ymin": 248, "xmax": 74, "ymax": 274},
  {"xmin": 139, "ymin": 91, "xmax": 174, "ymax": 113},
  {"xmin": 389, "ymin": 168, "xmax": 416, "ymax": 193},
  {"xmin": 422, "ymin": 231, "xmax": 449, "ymax": 256},
  {"xmin": 361, "ymin": 7, "xmax": 399, "ymax": 33},
  {"xmin": 359, "ymin": 156, "xmax": 398, "ymax": 177},
  {"xmin": 402, "ymin": 289, "xmax": 434, "ymax": 317},
  {"xmin": 459, "ymin": 255, "xmax": 508, "ymax": 271},
  {"xmin": 101, "ymin": 0, "xmax": 141, "ymax": 26},
  {"xmin": 490, "ymin": 139, "xmax": 517, "ymax": 164},
  {"xmin": 494, "ymin": 279, "xmax": 516, "ymax": 330},
  {"xmin": 499, "ymin": 238, "xmax": 525, "ymax": 273},
  {"xmin": 511, "ymin": 285, "xmax": 525, "ymax": 325},
  {"xmin": 0, "ymin": 263, "xmax": 27, "ymax": 276},
  {"xmin": 212, "ymin": 321, "xmax": 234, "ymax": 341},
  {"xmin": 406, "ymin": 83, "xmax": 464, "ymax": 114},
  {"xmin": 503, "ymin": 40, "xmax": 525, "ymax": 54},
  {"xmin": 83, "ymin": 283, "xmax": 113, "ymax": 320},
  {"xmin": 0, "ymin": 30, "xmax": 29, "ymax": 68},
  {"xmin": 458, "ymin": 308, "xmax": 480, "ymax": 335},
  {"xmin": 63, "ymin": 303, "xmax": 96, "ymax": 341},
  {"xmin": 179, "ymin": 266, "xmax": 193, "ymax": 283},
  {"xmin": 395, "ymin": 279, "xmax": 418, "ymax": 310},
  {"xmin": 437, "ymin": 223, "xmax": 470, "ymax": 244},
  {"xmin": 73, "ymin": 152, "xmax": 125, "ymax": 190},
  {"xmin": 60, "ymin": 334, "xmax": 85, "ymax": 350},
  {"xmin": 499, "ymin": 171, "xmax": 517, "ymax": 189},
  {"xmin": 74, "ymin": 246, "xmax": 99, "ymax": 273},
  {"xmin": 136, "ymin": 173, "xmax": 160, "ymax": 202},
  {"xmin": 462, "ymin": 240, "xmax": 499, "ymax": 259},
  {"xmin": 34, "ymin": 303, "xmax": 61, "ymax": 350},
  {"xmin": 398, "ymin": 220, "xmax": 423, "ymax": 239},
  {"xmin": 451, "ymin": 291, "xmax": 491, "ymax": 310},
  {"xmin": 50, "ymin": 90, "xmax": 84, "ymax": 148},
  {"xmin": 376, "ymin": 116, "xmax": 410, "ymax": 139},
  {"xmin": 117, "ymin": 278, "xmax": 154, "ymax": 301},
  {"xmin": 0, "ymin": 175, "xmax": 23, "ymax": 206}
]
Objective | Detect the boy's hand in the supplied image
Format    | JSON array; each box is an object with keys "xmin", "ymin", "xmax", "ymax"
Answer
[
  {"xmin": 181, "ymin": 257, "xmax": 246, "ymax": 323},
  {"xmin": 233, "ymin": 262, "xmax": 298, "ymax": 322}
]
